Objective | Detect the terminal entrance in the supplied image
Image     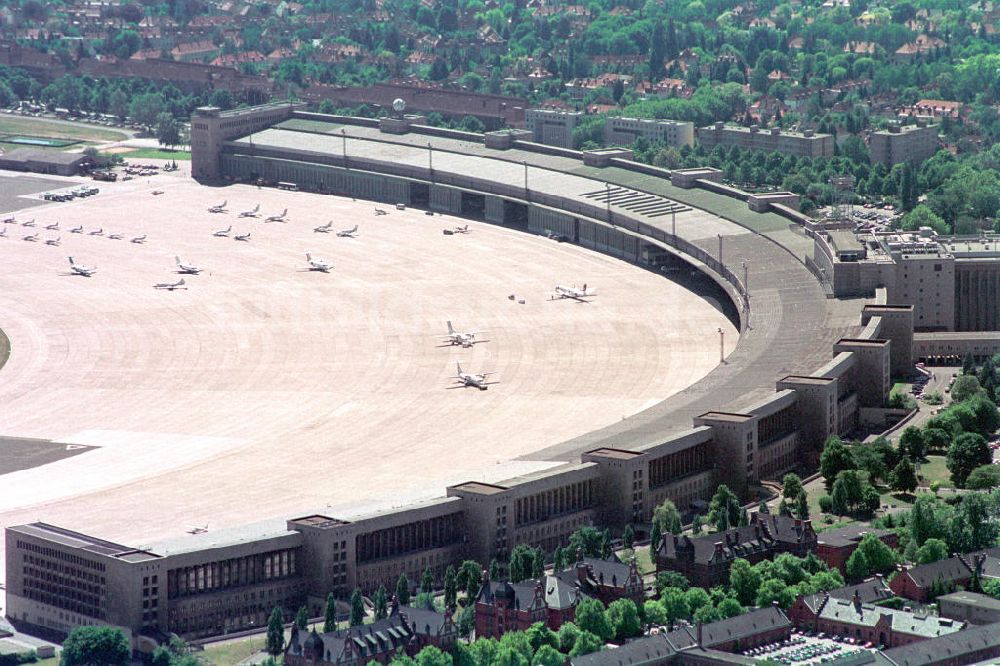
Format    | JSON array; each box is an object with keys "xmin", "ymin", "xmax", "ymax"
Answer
[
  {"xmin": 460, "ymin": 192, "xmax": 485, "ymax": 219},
  {"xmin": 409, "ymin": 182, "xmax": 430, "ymax": 207},
  {"xmin": 504, "ymin": 200, "xmax": 528, "ymax": 230}
]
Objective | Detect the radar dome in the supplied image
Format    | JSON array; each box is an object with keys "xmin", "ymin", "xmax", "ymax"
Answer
[{"xmin": 392, "ymin": 98, "xmax": 406, "ymax": 114}]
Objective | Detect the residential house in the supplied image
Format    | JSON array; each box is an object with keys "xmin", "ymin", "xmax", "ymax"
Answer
[{"xmin": 888, "ymin": 548, "xmax": 1000, "ymax": 602}]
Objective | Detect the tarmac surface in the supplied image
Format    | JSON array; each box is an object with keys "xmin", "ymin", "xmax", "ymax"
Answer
[{"xmin": 0, "ymin": 166, "xmax": 735, "ymax": 574}]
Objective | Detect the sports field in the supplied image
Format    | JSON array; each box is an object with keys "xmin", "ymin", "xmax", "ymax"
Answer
[{"xmin": 0, "ymin": 166, "xmax": 736, "ymax": 575}]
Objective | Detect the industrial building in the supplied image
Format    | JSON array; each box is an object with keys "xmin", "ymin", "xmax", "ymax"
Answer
[
  {"xmin": 604, "ymin": 117, "xmax": 694, "ymax": 148},
  {"xmin": 696, "ymin": 122, "xmax": 835, "ymax": 158},
  {"xmin": 869, "ymin": 120, "xmax": 939, "ymax": 166},
  {"xmin": 524, "ymin": 108, "xmax": 583, "ymax": 148}
]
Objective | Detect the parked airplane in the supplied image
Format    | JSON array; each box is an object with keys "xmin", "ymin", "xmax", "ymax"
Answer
[
  {"xmin": 45, "ymin": 236, "xmax": 61, "ymax": 246},
  {"xmin": 175, "ymin": 256, "xmax": 202, "ymax": 274},
  {"xmin": 44, "ymin": 222, "xmax": 59, "ymax": 231},
  {"xmin": 70, "ymin": 225, "xmax": 84, "ymax": 234},
  {"xmin": 265, "ymin": 208, "xmax": 287, "ymax": 222},
  {"xmin": 234, "ymin": 231, "xmax": 251, "ymax": 242},
  {"xmin": 208, "ymin": 200, "xmax": 227, "ymax": 213},
  {"xmin": 305, "ymin": 253, "xmax": 332, "ymax": 272},
  {"xmin": 154, "ymin": 278, "xmax": 187, "ymax": 290},
  {"xmin": 88, "ymin": 228, "xmax": 103, "ymax": 236},
  {"xmin": 553, "ymin": 284, "xmax": 597, "ymax": 302},
  {"xmin": 453, "ymin": 225, "xmax": 470, "ymax": 234},
  {"xmin": 68, "ymin": 256, "xmax": 96, "ymax": 276},
  {"xmin": 239, "ymin": 204, "xmax": 260, "ymax": 218},
  {"xmin": 440, "ymin": 321, "xmax": 483, "ymax": 348},
  {"xmin": 314, "ymin": 221, "xmax": 333, "ymax": 233},
  {"xmin": 449, "ymin": 362, "xmax": 497, "ymax": 390},
  {"xmin": 337, "ymin": 224, "xmax": 358, "ymax": 238},
  {"xmin": 22, "ymin": 233, "xmax": 38, "ymax": 242},
  {"xmin": 1, "ymin": 216, "xmax": 14, "ymax": 224},
  {"xmin": 213, "ymin": 226, "xmax": 232, "ymax": 237},
  {"xmin": 108, "ymin": 232, "xmax": 124, "ymax": 240},
  {"xmin": 0, "ymin": 227, "xmax": 6, "ymax": 238},
  {"xmin": 131, "ymin": 235, "xmax": 147, "ymax": 244},
  {"xmin": 22, "ymin": 219, "xmax": 35, "ymax": 227},
  {"xmin": 374, "ymin": 207, "xmax": 388, "ymax": 216}
]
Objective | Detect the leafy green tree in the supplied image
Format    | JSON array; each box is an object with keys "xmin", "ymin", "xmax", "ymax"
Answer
[
  {"xmin": 623, "ymin": 524, "xmax": 635, "ymax": 550},
  {"xmin": 782, "ymin": 473, "xmax": 803, "ymax": 500},
  {"xmin": 266, "ymin": 606, "xmax": 285, "ymax": 656},
  {"xmin": 916, "ymin": 538, "xmax": 949, "ymax": 564},
  {"xmin": 415, "ymin": 645, "xmax": 453, "ymax": 666},
  {"xmin": 821, "ymin": 436, "xmax": 855, "ymax": 491},
  {"xmin": 421, "ymin": 567, "xmax": 435, "ymax": 594},
  {"xmin": 890, "ymin": 457, "xmax": 918, "ymax": 494},
  {"xmin": 649, "ymin": 521, "xmax": 662, "ymax": 555},
  {"xmin": 499, "ymin": 630, "xmax": 534, "ymax": 663},
  {"xmin": 653, "ymin": 499, "xmax": 683, "ymax": 535},
  {"xmin": 151, "ymin": 646, "xmax": 172, "ymax": 666},
  {"xmin": 967, "ymin": 464, "xmax": 1000, "ymax": 490},
  {"xmin": 950, "ymin": 492, "xmax": 999, "ymax": 553},
  {"xmin": 728, "ymin": 558, "xmax": 762, "ymax": 606},
  {"xmin": 568, "ymin": 631, "xmax": 603, "ymax": 658},
  {"xmin": 899, "ymin": 427, "xmax": 926, "ymax": 461},
  {"xmin": 845, "ymin": 549, "xmax": 870, "ymax": 583},
  {"xmin": 531, "ymin": 645, "xmax": 564, "ymax": 666},
  {"xmin": 756, "ymin": 578, "xmax": 796, "ymax": 609},
  {"xmin": 296, "ymin": 605, "xmax": 309, "ymax": 629},
  {"xmin": 443, "ymin": 566, "xmax": 457, "ymax": 609},
  {"xmin": 717, "ymin": 597, "xmax": 744, "ymax": 618},
  {"xmin": 324, "ymin": 592, "xmax": 337, "ymax": 632},
  {"xmin": 606, "ymin": 599, "xmax": 642, "ymax": 640},
  {"xmin": 396, "ymin": 573, "xmax": 411, "ymax": 605},
  {"xmin": 924, "ymin": 428, "xmax": 952, "ymax": 453},
  {"xmin": 374, "ymin": 585, "xmax": 389, "ymax": 620},
  {"xmin": 693, "ymin": 603, "xmax": 721, "ymax": 624},
  {"xmin": 795, "ymin": 489, "xmax": 810, "ymax": 519},
  {"xmin": 574, "ymin": 597, "xmax": 612, "ymax": 641},
  {"xmin": 858, "ymin": 533, "xmax": 896, "ymax": 575},
  {"xmin": 778, "ymin": 498, "xmax": 792, "ymax": 517},
  {"xmin": 952, "ymin": 375, "xmax": 985, "ymax": 403},
  {"xmin": 568, "ymin": 526, "xmax": 604, "ymax": 558},
  {"xmin": 350, "ymin": 588, "xmax": 365, "ymax": 626},
  {"xmin": 490, "ymin": 559, "xmax": 500, "ymax": 580},
  {"xmin": 964, "ymin": 352, "xmax": 977, "ymax": 375},
  {"xmin": 557, "ymin": 622, "xmax": 581, "ymax": 653},
  {"xmin": 155, "ymin": 111, "xmax": 181, "ymax": 148},
  {"xmin": 643, "ymin": 599, "xmax": 668, "ymax": 627},
  {"xmin": 659, "ymin": 587, "xmax": 690, "ymax": 628},
  {"xmin": 458, "ymin": 560, "xmax": 482, "ymax": 600},
  {"xmin": 655, "ymin": 570, "xmax": 690, "ymax": 593},
  {"xmin": 948, "ymin": 432, "xmax": 992, "ymax": 487},
  {"xmin": 61, "ymin": 626, "xmax": 130, "ymax": 666},
  {"xmin": 708, "ymin": 484, "xmax": 741, "ymax": 532},
  {"xmin": 982, "ymin": 578, "xmax": 1000, "ymax": 600},
  {"xmin": 525, "ymin": 622, "xmax": 559, "ymax": 654},
  {"xmin": 509, "ymin": 544, "xmax": 540, "ymax": 583},
  {"xmin": 684, "ymin": 587, "xmax": 711, "ymax": 615}
]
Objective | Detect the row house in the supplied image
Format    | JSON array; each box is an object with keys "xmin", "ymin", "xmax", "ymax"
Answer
[{"xmin": 889, "ymin": 548, "xmax": 1000, "ymax": 602}]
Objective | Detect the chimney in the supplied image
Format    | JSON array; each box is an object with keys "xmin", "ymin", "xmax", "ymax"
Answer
[
  {"xmin": 852, "ymin": 589, "xmax": 862, "ymax": 612},
  {"xmin": 696, "ymin": 620, "xmax": 703, "ymax": 647},
  {"xmin": 713, "ymin": 542, "xmax": 724, "ymax": 560}
]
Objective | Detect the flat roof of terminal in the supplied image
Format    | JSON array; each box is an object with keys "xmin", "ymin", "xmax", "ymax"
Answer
[
  {"xmin": 697, "ymin": 411, "xmax": 753, "ymax": 422},
  {"xmin": 585, "ymin": 447, "xmax": 642, "ymax": 460},
  {"xmin": 448, "ymin": 481, "xmax": 509, "ymax": 495},
  {"xmin": 780, "ymin": 375, "xmax": 835, "ymax": 385}
]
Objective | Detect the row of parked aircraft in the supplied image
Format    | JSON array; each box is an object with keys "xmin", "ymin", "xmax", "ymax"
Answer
[{"xmin": 208, "ymin": 201, "xmax": 288, "ymax": 222}]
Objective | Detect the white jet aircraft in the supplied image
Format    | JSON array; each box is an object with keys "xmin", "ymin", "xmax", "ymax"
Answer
[
  {"xmin": 45, "ymin": 221, "xmax": 59, "ymax": 230},
  {"xmin": 108, "ymin": 232, "xmax": 124, "ymax": 240},
  {"xmin": 213, "ymin": 225, "xmax": 232, "ymax": 237},
  {"xmin": 305, "ymin": 253, "xmax": 332, "ymax": 272},
  {"xmin": 70, "ymin": 225, "xmax": 84, "ymax": 234},
  {"xmin": 68, "ymin": 256, "xmax": 96, "ymax": 276},
  {"xmin": 175, "ymin": 256, "xmax": 203, "ymax": 274},
  {"xmin": 131, "ymin": 235, "xmax": 147, "ymax": 244},
  {"xmin": 22, "ymin": 219, "xmax": 35, "ymax": 227},
  {"xmin": 154, "ymin": 278, "xmax": 187, "ymax": 290},
  {"xmin": 239, "ymin": 204, "xmax": 260, "ymax": 218},
  {"xmin": 45, "ymin": 236, "xmax": 61, "ymax": 246},
  {"xmin": 1, "ymin": 216, "xmax": 14, "ymax": 224},
  {"xmin": 440, "ymin": 321, "xmax": 484, "ymax": 348},
  {"xmin": 265, "ymin": 208, "xmax": 288, "ymax": 222},
  {"xmin": 88, "ymin": 228, "xmax": 103, "ymax": 236},
  {"xmin": 22, "ymin": 232, "xmax": 38, "ymax": 242},
  {"xmin": 449, "ymin": 362, "xmax": 497, "ymax": 390},
  {"xmin": 234, "ymin": 231, "xmax": 251, "ymax": 242},
  {"xmin": 208, "ymin": 200, "xmax": 227, "ymax": 213},
  {"xmin": 314, "ymin": 221, "xmax": 333, "ymax": 233},
  {"xmin": 337, "ymin": 225, "xmax": 358, "ymax": 238},
  {"xmin": 453, "ymin": 225, "xmax": 470, "ymax": 234},
  {"xmin": 553, "ymin": 284, "xmax": 597, "ymax": 302},
  {"xmin": 374, "ymin": 207, "xmax": 388, "ymax": 216}
]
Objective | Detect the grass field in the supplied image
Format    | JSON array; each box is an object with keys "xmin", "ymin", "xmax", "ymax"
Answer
[
  {"xmin": 917, "ymin": 455, "xmax": 953, "ymax": 489},
  {"xmin": 0, "ymin": 116, "xmax": 126, "ymax": 143},
  {"xmin": 199, "ymin": 637, "xmax": 267, "ymax": 665},
  {"xmin": 122, "ymin": 147, "xmax": 191, "ymax": 160}
]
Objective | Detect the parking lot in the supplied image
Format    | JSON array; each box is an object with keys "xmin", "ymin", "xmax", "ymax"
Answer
[{"xmin": 741, "ymin": 631, "xmax": 872, "ymax": 664}]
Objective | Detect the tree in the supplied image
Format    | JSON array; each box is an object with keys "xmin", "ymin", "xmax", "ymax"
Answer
[
  {"xmin": 916, "ymin": 538, "xmax": 949, "ymax": 564},
  {"xmin": 531, "ymin": 645, "xmax": 564, "ymax": 666},
  {"xmin": 415, "ymin": 645, "xmax": 453, "ymax": 666},
  {"xmin": 964, "ymin": 352, "xmax": 977, "ymax": 375},
  {"xmin": 350, "ymin": 588, "xmax": 365, "ymax": 626},
  {"xmin": 795, "ymin": 489, "xmax": 810, "ymax": 519},
  {"xmin": 655, "ymin": 571, "xmax": 690, "ymax": 594},
  {"xmin": 684, "ymin": 587, "xmax": 711, "ymax": 615},
  {"xmin": 61, "ymin": 626, "xmax": 130, "ymax": 666},
  {"xmin": 324, "ymin": 592, "xmax": 337, "ymax": 632},
  {"xmin": 967, "ymin": 464, "xmax": 1000, "ymax": 490},
  {"xmin": 623, "ymin": 524, "xmax": 635, "ymax": 550},
  {"xmin": 758, "ymin": 500, "xmax": 770, "ymax": 514},
  {"xmin": 717, "ymin": 597, "xmax": 744, "ymax": 618},
  {"xmin": 396, "ymin": 573, "xmax": 411, "ymax": 605},
  {"xmin": 778, "ymin": 498, "xmax": 792, "ymax": 517},
  {"xmin": 659, "ymin": 587, "xmax": 690, "ymax": 628},
  {"xmin": 525, "ymin": 622, "xmax": 559, "ymax": 654},
  {"xmin": 653, "ymin": 499, "xmax": 683, "ymax": 535},
  {"xmin": 782, "ymin": 473, "xmax": 803, "ymax": 501},
  {"xmin": 707, "ymin": 484, "xmax": 741, "ymax": 532},
  {"xmin": 845, "ymin": 549, "xmax": 869, "ymax": 583},
  {"xmin": 296, "ymin": 605, "xmax": 309, "ymax": 629},
  {"xmin": 756, "ymin": 578, "xmax": 796, "ymax": 609},
  {"xmin": 729, "ymin": 558, "xmax": 762, "ymax": 606},
  {"xmin": 649, "ymin": 521, "xmax": 662, "ymax": 555},
  {"xmin": 574, "ymin": 597, "xmax": 612, "ymax": 641},
  {"xmin": 266, "ymin": 606, "xmax": 285, "ymax": 656},
  {"xmin": 951, "ymin": 492, "xmax": 999, "ymax": 553},
  {"xmin": 606, "ymin": 599, "xmax": 642, "ymax": 640},
  {"xmin": 568, "ymin": 631, "xmax": 602, "ymax": 658},
  {"xmin": 421, "ymin": 567, "xmax": 435, "ymax": 594},
  {"xmin": 899, "ymin": 427, "xmax": 926, "ymax": 461},
  {"xmin": 952, "ymin": 375, "xmax": 986, "ymax": 403},
  {"xmin": 128, "ymin": 92, "xmax": 166, "ymax": 129},
  {"xmin": 644, "ymin": 599, "xmax": 668, "ymax": 627},
  {"xmin": 151, "ymin": 646, "xmax": 172, "ymax": 666},
  {"xmin": 557, "ymin": 622, "xmax": 581, "ymax": 653},
  {"xmin": 948, "ymin": 432, "xmax": 992, "ymax": 487},
  {"xmin": 444, "ymin": 566, "xmax": 457, "ymax": 609},
  {"xmin": 857, "ymin": 533, "xmax": 896, "ymax": 575},
  {"xmin": 509, "ymin": 544, "xmax": 539, "ymax": 583},
  {"xmin": 374, "ymin": 585, "xmax": 389, "ymax": 620},
  {"xmin": 568, "ymin": 526, "xmax": 604, "ymax": 558},
  {"xmin": 821, "ymin": 436, "xmax": 855, "ymax": 491},
  {"xmin": 155, "ymin": 111, "xmax": 181, "ymax": 148},
  {"xmin": 890, "ymin": 457, "xmax": 918, "ymax": 494},
  {"xmin": 458, "ymin": 560, "xmax": 482, "ymax": 600},
  {"xmin": 909, "ymin": 494, "xmax": 953, "ymax": 547}
]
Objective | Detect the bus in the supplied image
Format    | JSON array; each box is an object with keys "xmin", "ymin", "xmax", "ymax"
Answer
[{"xmin": 277, "ymin": 181, "xmax": 299, "ymax": 191}]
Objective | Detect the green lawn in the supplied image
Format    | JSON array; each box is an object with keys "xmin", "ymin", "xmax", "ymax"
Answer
[
  {"xmin": 122, "ymin": 147, "xmax": 191, "ymax": 161},
  {"xmin": 917, "ymin": 455, "xmax": 954, "ymax": 489},
  {"xmin": 0, "ymin": 116, "xmax": 127, "ymax": 142},
  {"xmin": 199, "ymin": 636, "xmax": 268, "ymax": 665}
]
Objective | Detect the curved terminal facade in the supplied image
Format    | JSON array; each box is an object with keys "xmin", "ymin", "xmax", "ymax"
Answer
[{"xmin": 6, "ymin": 104, "xmax": 916, "ymax": 644}]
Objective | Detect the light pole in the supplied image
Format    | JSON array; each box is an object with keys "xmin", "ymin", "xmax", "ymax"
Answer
[
  {"xmin": 671, "ymin": 209, "xmax": 676, "ymax": 242},
  {"xmin": 341, "ymin": 129, "xmax": 347, "ymax": 168},
  {"xmin": 718, "ymin": 234, "xmax": 723, "ymax": 266},
  {"xmin": 427, "ymin": 142, "xmax": 433, "ymax": 181},
  {"xmin": 605, "ymin": 182, "xmax": 611, "ymax": 224},
  {"xmin": 523, "ymin": 161, "xmax": 529, "ymax": 201},
  {"xmin": 718, "ymin": 327, "xmax": 726, "ymax": 364}
]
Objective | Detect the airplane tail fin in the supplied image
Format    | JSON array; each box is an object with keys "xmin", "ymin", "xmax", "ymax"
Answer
[
  {"xmin": 68, "ymin": 256, "xmax": 74, "ymax": 265},
  {"xmin": 447, "ymin": 321, "xmax": 454, "ymax": 334},
  {"xmin": 175, "ymin": 255, "xmax": 181, "ymax": 265},
  {"xmin": 282, "ymin": 209, "xmax": 287, "ymax": 216},
  {"xmin": 306, "ymin": 253, "xmax": 312, "ymax": 261},
  {"xmin": 456, "ymin": 361, "xmax": 463, "ymax": 375}
]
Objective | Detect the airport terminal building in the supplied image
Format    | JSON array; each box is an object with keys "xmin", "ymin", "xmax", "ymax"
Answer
[{"xmin": 5, "ymin": 103, "xmax": 942, "ymax": 647}]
